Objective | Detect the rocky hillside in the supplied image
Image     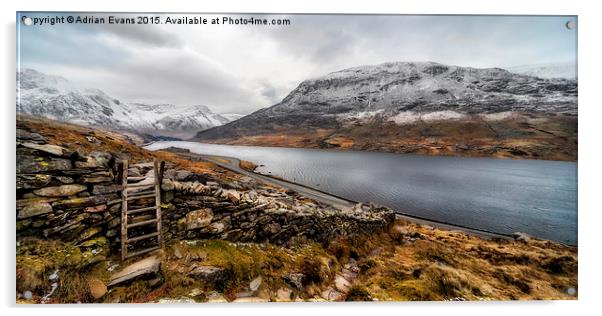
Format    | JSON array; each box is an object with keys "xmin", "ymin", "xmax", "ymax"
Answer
[
  {"xmin": 15, "ymin": 116, "xmax": 577, "ymax": 303},
  {"xmin": 17, "ymin": 69, "xmax": 237, "ymax": 139},
  {"xmin": 195, "ymin": 62, "xmax": 577, "ymax": 161}
]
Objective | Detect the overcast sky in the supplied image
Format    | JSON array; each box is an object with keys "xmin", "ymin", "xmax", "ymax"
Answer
[{"xmin": 17, "ymin": 14, "xmax": 577, "ymax": 114}]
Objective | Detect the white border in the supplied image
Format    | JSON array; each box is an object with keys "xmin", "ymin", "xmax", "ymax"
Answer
[{"xmin": 2, "ymin": 1, "xmax": 601, "ymax": 316}]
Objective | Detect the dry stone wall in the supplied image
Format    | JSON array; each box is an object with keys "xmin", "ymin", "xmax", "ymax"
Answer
[{"xmin": 16, "ymin": 130, "xmax": 395, "ymax": 258}]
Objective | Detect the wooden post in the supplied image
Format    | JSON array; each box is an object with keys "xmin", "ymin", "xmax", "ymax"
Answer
[
  {"xmin": 154, "ymin": 159, "xmax": 163, "ymax": 248},
  {"xmin": 120, "ymin": 160, "xmax": 129, "ymax": 261}
]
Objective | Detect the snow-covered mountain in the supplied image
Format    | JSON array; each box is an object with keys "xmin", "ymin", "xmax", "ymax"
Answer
[
  {"xmin": 16, "ymin": 69, "xmax": 237, "ymax": 139},
  {"xmin": 508, "ymin": 62, "xmax": 577, "ymax": 80},
  {"xmin": 196, "ymin": 61, "xmax": 577, "ymax": 140}
]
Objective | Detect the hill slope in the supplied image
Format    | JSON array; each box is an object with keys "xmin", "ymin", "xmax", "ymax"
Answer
[{"xmin": 195, "ymin": 62, "xmax": 577, "ymax": 160}]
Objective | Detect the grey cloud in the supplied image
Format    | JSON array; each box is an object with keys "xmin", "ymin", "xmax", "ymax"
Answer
[{"xmin": 101, "ymin": 24, "xmax": 184, "ymax": 48}]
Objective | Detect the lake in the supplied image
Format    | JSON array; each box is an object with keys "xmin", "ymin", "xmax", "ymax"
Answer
[{"xmin": 146, "ymin": 141, "xmax": 578, "ymax": 245}]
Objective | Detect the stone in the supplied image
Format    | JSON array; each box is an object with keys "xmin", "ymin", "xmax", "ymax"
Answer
[
  {"xmin": 222, "ymin": 190, "xmax": 241, "ymax": 204},
  {"xmin": 283, "ymin": 273, "xmax": 305, "ymax": 290},
  {"xmin": 22, "ymin": 290, "xmax": 33, "ymax": 300},
  {"xmin": 18, "ymin": 201, "xmax": 53, "ymax": 219},
  {"xmin": 56, "ymin": 176, "xmax": 74, "ymax": 184},
  {"xmin": 321, "ymin": 288, "xmax": 344, "ymax": 301},
  {"xmin": 33, "ymin": 184, "xmax": 87, "ymax": 197},
  {"xmin": 274, "ymin": 288, "xmax": 293, "ymax": 302},
  {"xmin": 334, "ymin": 274, "xmax": 351, "ymax": 293},
  {"xmin": 86, "ymin": 136, "xmax": 101, "ymax": 145},
  {"xmin": 81, "ymin": 171, "xmax": 114, "ymax": 184},
  {"xmin": 76, "ymin": 227, "xmax": 103, "ymax": 244},
  {"xmin": 52, "ymin": 194, "xmax": 117, "ymax": 209},
  {"xmin": 232, "ymin": 297, "xmax": 269, "ymax": 303},
  {"xmin": 156, "ymin": 297, "xmax": 196, "ymax": 304},
  {"xmin": 186, "ymin": 208, "xmax": 213, "ymax": 230},
  {"xmin": 108, "ymin": 255, "xmax": 161, "ymax": 287},
  {"xmin": 513, "ymin": 232, "xmax": 531, "ymax": 243},
  {"xmin": 17, "ymin": 156, "xmax": 71, "ymax": 173},
  {"xmin": 249, "ymin": 276, "xmax": 262, "ymax": 292},
  {"xmin": 187, "ymin": 265, "xmax": 226, "ymax": 284},
  {"xmin": 92, "ymin": 184, "xmax": 121, "ymax": 195},
  {"xmin": 75, "ymin": 152, "xmax": 112, "ymax": 169},
  {"xmin": 16, "ymin": 129, "xmax": 48, "ymax": 143},
  {"xmin": 84, "ymin": 205, "xmax": 107, "ymax": 213},
  {"xmin": 19, "ymin": 142, "xmax": 71, "ymax": 157},
  {"xmin": 202, "ymin": 219, "xmax": 229, "ymax": 234},
  {"xmin": 88, "ymin": 278, "xmax": 107, "ymax": 299},
  {"xmin": 206, "ymin": 292, "xmax": 228, "ymax": 303},
  {"xmin": 16, "ymin": 174, "xmax": 52, "ymax": 189}
]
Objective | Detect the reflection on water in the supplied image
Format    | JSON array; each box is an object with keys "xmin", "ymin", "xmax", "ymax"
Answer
[{"xmin": 146, "ymin": 141, "xmax": 578, "ymax": 245}]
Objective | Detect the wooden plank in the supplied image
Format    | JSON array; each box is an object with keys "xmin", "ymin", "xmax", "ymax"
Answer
[
  {"xmin": 125, "ymin": 246, "xmax": 161, "ymax": 259},
  {"xmin": 127, "ymin": 206, "xmax": 156, "ymax": 215},
  {"xmin": 120, "ymin": 160, "xmax": 129, "ymax": 261},
  {"xmin": 154, "ymin": 159, "xmax": 163, "ymax": 248},
  {"xmin": 126, "ymin": 232, "xmax": 160, "ymax": 243},
  {"xmin": 126, "ymin": 193, "xmax": 155, "ymax": 201},
  {"xmin": 128, "ymin": 218, "xmax": 158, "ymax": 228},
  {"xmin": 128, "ymin": 189, "xmax": 156, "ymax": 197},
  {"xmin": 126, "ymin": 183, "xmax": 154, "ymax": 189}
]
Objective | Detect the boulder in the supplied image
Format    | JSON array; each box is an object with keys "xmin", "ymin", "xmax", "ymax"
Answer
[
  {"xmin": 186, "ymin": 208, "xmax": 213, "ymax": 230},
  {"xmin": 87, "ymin": 278, "xmax": 107, "ymax": 299},
  {"xmin": 18, "ymin": 201, "xmax": 53, "ymax": 219},
  {"xmin": 187, "ymin": 265, "xmax": 226, "ymax": 284},
  {"xmin": 33, "ymin": 184, "xmax": 87, "ymax": 197},
  {"xmin": 17, "ymin": 156, "xmax": 71, "ymax": 173},
  {"xmin": 108, "ymin": 255, "xmax": 161, "ymax": 287}
]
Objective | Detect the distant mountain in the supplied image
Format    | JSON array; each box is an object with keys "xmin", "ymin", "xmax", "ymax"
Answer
[
  {"xmin": 195, "ymin": 61, "xmax": 577, "ymax": 140},
  {"xmin": 16, "ymin": 69, "xmax": 238, "ymax": 139},
  {"xmin": 508, "ymin": 62, "xmax": 577, "ymax": 80}
]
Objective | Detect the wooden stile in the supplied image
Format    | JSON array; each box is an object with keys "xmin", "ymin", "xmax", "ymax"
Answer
[{"xmin": 120, "ymin": 158, "xmax": 163, "ymax": 260}]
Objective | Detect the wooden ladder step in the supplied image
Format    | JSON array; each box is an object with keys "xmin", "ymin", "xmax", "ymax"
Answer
[
  {"xmin": 126, "ymin": 183, "xmax": 154, "ymax": 188},
  {"xmin": 125, "ymin": 246, "xmax": 161, "ymax": 259},
  {"xmin": 127, "ymin": 206, "xmax": 157, "ymax": 215},
  {"xmin": 127, "ymin": 193, "xmax": 156, "ymax": 201},
  {"xmin": 128, "ymin": 218, "xmax": 158, "ymax": 228},
  {"xmin": 128, "ymin": 189, "xmax": 156, "ymax": 197},
  {"xmin": 126, "ymin": 232, "xmax": 160, "ymax": 243}
]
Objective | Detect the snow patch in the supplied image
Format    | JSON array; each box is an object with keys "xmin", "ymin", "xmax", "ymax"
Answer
[{"xmin": 388, "ymin": 111, "xmax": 466, "ymax": 125}]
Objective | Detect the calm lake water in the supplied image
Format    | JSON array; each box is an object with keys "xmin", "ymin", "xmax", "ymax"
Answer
[{"xmin": 146, "ymin": 142, "xmax": 578, "ymax": 245}]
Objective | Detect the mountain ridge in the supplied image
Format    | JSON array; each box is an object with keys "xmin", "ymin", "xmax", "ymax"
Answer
[
  {"xmin": 194, "ymin": 61, "xmax": 577, "ymax": 161},
  {"xmin": 16, "ymin": 68, "xmax": 238, "ymax": 139}
]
